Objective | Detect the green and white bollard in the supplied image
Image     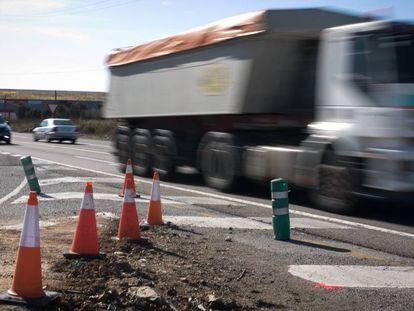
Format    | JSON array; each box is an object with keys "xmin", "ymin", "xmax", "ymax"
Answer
[
  {"xmin": 20, "ymin": 156, "xmax": 41, "ymax": 194},
  {"xmin": 271, "ymin": 178, "xmax": 290, "ymax": 240}
]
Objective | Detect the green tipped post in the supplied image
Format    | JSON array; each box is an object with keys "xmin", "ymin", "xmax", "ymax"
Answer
[
  {"xmin": 20, "ymin": 156, "xmax": 41, "ymax": 194},
  {"xmin": 271, "ymin": 178, "xmax": 290, "ymax": 240}
]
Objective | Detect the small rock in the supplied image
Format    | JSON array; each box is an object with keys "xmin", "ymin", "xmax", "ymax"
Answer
[
  {"xmin": 114, "ymin": 251, "xmax": 126, "ymax": 256},
  {"xmin": 180, "ymin": 277, "xmax": 188, "ymax": 283},
  {"xmin": 225, "ymin": 236, "xmax": 232, "ymax": 242},
  {"xmin": 128, "ymin": 286, "xmax": 159, "ymax": 301},
  {"xmin": 207, "ymin": 294, "xmax": 237, "ymax": 310},
  {"xmin": 207, "ymin": 294, "xmax": 218, "ymax": 303},
  {"xmin": 197, "ymin": 304, "xmax": 206, "ymax": 311}
]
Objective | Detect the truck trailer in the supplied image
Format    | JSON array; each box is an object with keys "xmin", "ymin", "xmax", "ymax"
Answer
[{"xmin": 105, "ymin": 8, "xmax": 414, "ymax": 213}]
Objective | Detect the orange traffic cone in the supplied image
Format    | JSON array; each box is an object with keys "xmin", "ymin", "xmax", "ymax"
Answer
[
  {"xmin": 118, "ymin": 177, "xmax": 141, "ymax": 240},
  {"xmin": 119, "ymin": 159, "xmax": 139, "ymax": 198},
  {"xmin": 64, "ymin": 182, "xmax": 102, "ymax": 259},
  {"xmin": 146, "ymin": 171, "xmax": 163, "ymax": 225},
  {"xmin": 0, "ymin": 192, "xmax": 58, "ymax": 306}
]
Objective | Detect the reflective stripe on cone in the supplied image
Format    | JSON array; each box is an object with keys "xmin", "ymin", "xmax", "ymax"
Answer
[{"xmin": 146, "ymin": 171, "xmax": 163, "ymax": 225}]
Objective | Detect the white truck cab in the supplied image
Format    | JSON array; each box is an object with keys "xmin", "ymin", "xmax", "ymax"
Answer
[{"xmin": 307, "ymin": 20, "xmax": 414, "ymax": 209}]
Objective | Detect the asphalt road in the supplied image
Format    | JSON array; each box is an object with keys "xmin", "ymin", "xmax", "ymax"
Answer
[
  {"xmin": 3, "ymin": 132, "xmax": 414, "ymax": 260},
  {"xmin": 3, "ymin": 132, "xmax": 414, "ymax": 309}
]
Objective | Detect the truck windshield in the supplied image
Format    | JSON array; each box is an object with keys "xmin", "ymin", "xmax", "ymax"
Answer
[{"xmin": 351, "ymin": 26, "xmax": 414, "ymax": 85}]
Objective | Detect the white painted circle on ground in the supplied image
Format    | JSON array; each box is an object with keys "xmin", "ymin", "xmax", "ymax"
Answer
[{"xmin": 289, "ymin": 265, "xmax": 414, "ymax": 288}]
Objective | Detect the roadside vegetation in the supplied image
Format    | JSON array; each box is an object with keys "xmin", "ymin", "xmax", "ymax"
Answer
[
  {"xmin": 10, "ymin": 118, "xmax": 117, "ymax": 140},
  {"xmin": 9, "ymin": 102, "xmax": 118, "ymax": 140}
]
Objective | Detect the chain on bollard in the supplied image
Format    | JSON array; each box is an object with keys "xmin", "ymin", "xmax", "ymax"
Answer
[
  {"xmin": 271, "ymin": 178, "xmax": 290, "ymax": 240},
  {"xmin": 20, "ymin": 156, "xmax": 41, "ymax": 194}
]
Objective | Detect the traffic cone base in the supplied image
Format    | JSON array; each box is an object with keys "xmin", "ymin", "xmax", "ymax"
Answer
[
  {"xmin": 8, "ymin": 247, "xmax": 43, "ymax": 298},
  {"xmin": 146, "ymin": 200, "xmax": 163, "ymax": 225},
  {"xmin": 0, "ymin": 291, "xmax": 59, "ymax": 307}
]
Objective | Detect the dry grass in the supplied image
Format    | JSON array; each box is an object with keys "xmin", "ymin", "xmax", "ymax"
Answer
[{"xmin": 77, "ymin": 119, "xmax": 117, "ymax": 139}]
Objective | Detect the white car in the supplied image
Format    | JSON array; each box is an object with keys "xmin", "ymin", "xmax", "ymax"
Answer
[{"xmin": 32, "ymin": 118, "xmax": 78, "ymax": 144}]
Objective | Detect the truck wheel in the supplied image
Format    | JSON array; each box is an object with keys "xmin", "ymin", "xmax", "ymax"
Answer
[
  {"xmin": 152, "ymin": 135, "xmax": 176, "ymax": 180},
  {"xmin": 199, "ymin": 133, "xmax": 239, "ymax": 192},
  {"xmin": 311, "ymin": 150, "xmax": 358, "ymax": 214},
  {"xmin": 116, "ymin": 132, "xmax": 131, "ymax": 172},
  {"xmin": 114, "ymin": 126, "xmax": 129, "ymax": 157},
  {"xmin": 131, "ymin": 130, "xmax": 152, "ymax": 177}
]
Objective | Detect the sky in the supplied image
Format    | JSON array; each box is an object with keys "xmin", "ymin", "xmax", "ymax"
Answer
[{"xmin": 0, "ymin": 0, "xmax": 413, "ymax": 92}]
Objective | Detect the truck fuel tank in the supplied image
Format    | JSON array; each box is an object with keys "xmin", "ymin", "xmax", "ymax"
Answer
[{"xmin": 244, "ymin": 146, "xmax": 303, "ymax": 182}]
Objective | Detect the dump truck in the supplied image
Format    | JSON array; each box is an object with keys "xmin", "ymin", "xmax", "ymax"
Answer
[{"xmin": 105, "ymin": 8, "xmax": 414, "ymax": 213}]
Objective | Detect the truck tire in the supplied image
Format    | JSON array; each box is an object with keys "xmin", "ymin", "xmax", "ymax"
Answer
[
  {"xmin": 311, "ymin": 150, "xmax": 359, "ymax": 214},
  {"xmin": 117, "ymin": 134, "xmax": 130, "ymax": 172},
  {"xmin": 114, "ymin": 126, "xmax": 130, "ymax": 159},
  {"xmin": 199, "ymin": 132, "xmax": 240, "ymax": 192},
  {"xmin": 131, "ymin": 129, "xmax": 152, "ymax": 177},
  {"xmin": 152, "ymin": 134, "xmax": 176, "ymax": 180}
]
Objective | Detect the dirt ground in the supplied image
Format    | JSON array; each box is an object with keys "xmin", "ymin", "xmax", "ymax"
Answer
[{"xmin": 0, "ymin": 218, "xmax": 346, "ymax": 310}]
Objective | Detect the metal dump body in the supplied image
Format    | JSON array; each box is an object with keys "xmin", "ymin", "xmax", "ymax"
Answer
[{"xmin": 105, "ymin": 9, "xmax": 364, "ymax": 119}]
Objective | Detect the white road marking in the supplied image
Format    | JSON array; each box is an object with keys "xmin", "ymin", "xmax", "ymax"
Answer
[
  {"xmin": 164, "ymin": 216, "xmax": 351, "ymax": 230},
  {"xmin": 0, "ymin": 179, "xmax": 27, "ymax": 206},
  {"xmin": 165, "ymin": 196, "xmax": 243, "ymax": 206},
  {"xmin": 28, "ymin": 156, "xmax": 414, "ymax": 239},
  {"xmin": 74, "ymin": 156, "xmax": 118, "ymax": 165},
  {"xmin": 81, "ymin": 142, "xmax": 112, "ymax": 149},
  {"xmin": 249, "ymin": 217, "xmax": 351, "ymax": 229},
  {"xmin": 16, "ymin": 140, "xmax": 110, "ymax": 155},
  {"xmin": 2, "ymin": 220, "xmax": 59, "ymax": 230},
  {"xmin": 289, "ymin": 265, "xmax": 414, "ymax": 288},
  {"xmin": 11, "ymin": 192, "xmax": 184, "ymax": 205},
  {"xmin": 36, "ymin": 165, "xmax": 77, "ymax": 171},
  {"xmin": 13, "ymin": 133, "xmax": 112, "ymax": 149},
  {"xmin": 96, "ymin": 212, "xmax": 118, "ymax": 219},
  {"xmin": 32, "ymin": 159, "xmax": 55, "ymax": 165},
  {"xmin": 165, "ymin": 216, "xmax": 271, "ymax": 229},
  {"xmin": 39, "ymin": 177, "xmax": 122, "ymax": 186}
]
